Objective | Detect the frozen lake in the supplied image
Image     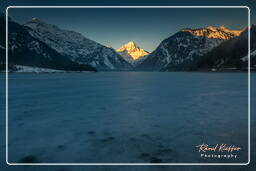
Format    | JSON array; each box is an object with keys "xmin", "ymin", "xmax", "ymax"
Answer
[{"xmin": 1, "ymin": 72, "xmax": 250, "ymax": 164}]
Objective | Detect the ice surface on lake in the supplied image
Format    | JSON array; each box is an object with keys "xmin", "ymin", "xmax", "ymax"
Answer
[{"xmin": 0, "ymin": 72, "xmax": 252, "ymax": 166}]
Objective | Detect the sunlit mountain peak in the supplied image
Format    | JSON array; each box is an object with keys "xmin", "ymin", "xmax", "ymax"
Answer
[
  {"xmin": 116, "ymin": 41, "xmax": 149, "ymax": 65},
  {"xmin": 181, "ymin": 26, "xmax": 243, "ymax": 40},
  {"xmin": 116, "ymin": 41, "xmax": 148, "ymax": 60}
]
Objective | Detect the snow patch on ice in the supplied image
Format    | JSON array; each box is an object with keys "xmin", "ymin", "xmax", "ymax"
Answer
[{"xmin": 15, "ymin": 65, "xmax": 65, "ymax": 73}]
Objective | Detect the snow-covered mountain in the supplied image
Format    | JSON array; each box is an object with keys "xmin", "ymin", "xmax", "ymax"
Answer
[
  {"xmin": 116, "ymin": 41, "xmax": 149, "ymax": 66},
  {"xmin": 137, "ymin": 26, "xmax": 243, "ymax": 71},
  {"xmin": 0, "ymin": 16, "xmax": 95, "ymax": 72},
  {"xmin": 24, "ymin": 18, "xmax": 132, "ymax": 71}
]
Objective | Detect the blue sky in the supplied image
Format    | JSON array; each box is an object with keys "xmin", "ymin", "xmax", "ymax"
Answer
[{"xmin": 1, "ymin": 0, "xmax": 255, "ymax": 52}]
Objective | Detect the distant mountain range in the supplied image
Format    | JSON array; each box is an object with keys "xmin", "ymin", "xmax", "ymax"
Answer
[{"xmin": 0, "ymin": 13, "xmax": 255, "ymax": 72}]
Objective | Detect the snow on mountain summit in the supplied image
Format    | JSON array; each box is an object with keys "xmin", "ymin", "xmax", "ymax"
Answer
[
  {"xmin": 24, "ymin": 18, "xmax": 132, "ymax": 70},
  {"xmin": 116, "ymin": 41, "xmax": 149, "ymax": 65},
  {"xmin": 181, "ymin": 26, "xmax": 243, "ymax": 40},
  {"xmin": 117, "ymin": 41, "xmax": 149, "ymax": 60}
]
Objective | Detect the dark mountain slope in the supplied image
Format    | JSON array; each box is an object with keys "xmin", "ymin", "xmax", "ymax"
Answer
[
  {"xmin": 197, "ymin": 25, "xmax": 256, "ymax": 70},
  {"xmin": 0, "ymin": 15, "xmax": 96, "ymax": 72}
]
